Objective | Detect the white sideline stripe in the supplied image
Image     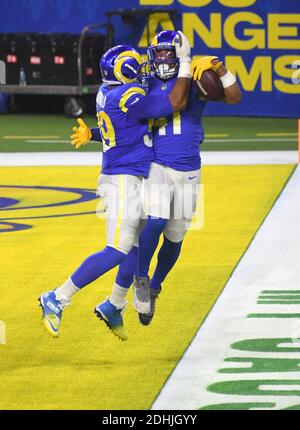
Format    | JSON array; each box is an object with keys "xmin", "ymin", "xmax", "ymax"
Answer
[
  {"xmin": 152, "ymin": 166, "xmax": 300, "ymax": 410},
  {"xmin": 0, "ymin": 151, "xmax": 297, "ymax": 167},
  {"xmin": 201, "ymin": 151, "xmax": 297, "ymax": 165},
  {"xmin": 0, "ymin": 152, "xmax": 103, "ymax": 166}
]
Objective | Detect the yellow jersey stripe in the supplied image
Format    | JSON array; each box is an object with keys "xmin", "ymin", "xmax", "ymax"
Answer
[{"xmin": 119, "ymin": 87, "xmax": 146, "ymax": 113}]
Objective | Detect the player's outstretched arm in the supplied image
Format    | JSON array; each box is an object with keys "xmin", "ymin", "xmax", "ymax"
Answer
[
  {"xmin": 191, "ymin": 56, "xmax": 242, "ymax": 104},
  {"xmin": 168, "ymin": 31, "xmax": 191, "ymax": 112},
  {"xmin": 212, "ymin": 59, "xmax": 242, "ymax": 104}
]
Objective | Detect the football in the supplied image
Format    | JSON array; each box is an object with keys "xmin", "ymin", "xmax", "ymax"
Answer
[{"xmin": 194, "ymin": 69, "xmax": 225, "ymax": 101}]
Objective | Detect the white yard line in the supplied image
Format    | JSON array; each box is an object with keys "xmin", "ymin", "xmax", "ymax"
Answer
[
  {"xmin": 25, "ymin": 140, "xmax": 70, "ymax": 143},
  {"xmin": 0, "ymin": 151, "xmax": 298, "ymax": 167},
  {"xmin": 152, "ymin": 165, "xmax": 300, "ymax": 410}
]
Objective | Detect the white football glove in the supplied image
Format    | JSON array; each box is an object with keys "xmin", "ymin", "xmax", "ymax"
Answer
[
  {"xmin": 175, "ymin": 31, "xmax": 191, "ymax": 78},
  {"xmin": 175, "ymin": 31, "xmax": 191, "ymax": 63}
]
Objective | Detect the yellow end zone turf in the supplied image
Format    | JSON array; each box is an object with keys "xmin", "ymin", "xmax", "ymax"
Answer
[{"xmin": 0, "ymin": 164, "xmax": 295, "ymax": 409}]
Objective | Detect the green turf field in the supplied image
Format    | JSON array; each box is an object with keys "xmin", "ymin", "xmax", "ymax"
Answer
[{"xmin": 0, "ymin": 114, "xmax": 297, "ymax": 152}]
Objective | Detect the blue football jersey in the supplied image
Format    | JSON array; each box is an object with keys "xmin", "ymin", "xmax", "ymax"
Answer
[
  {"xmin": 96, "ymin": 82, "xmax": 153, "ymax": 177},
  {"xmin": 148, "ymin": 76, "xmax": 207, "ymax": 171}
]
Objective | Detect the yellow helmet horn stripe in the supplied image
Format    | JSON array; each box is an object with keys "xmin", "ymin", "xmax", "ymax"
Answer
[
  {"xmin": 116, "ymin": 50, "xmax": 142, "ymax": 64},
  {"xmin": 151, "ymin": 35, "xmax": 158, "ymax": 47},
  {"xmin": 114, "ymin": 51, "xmax": 142, "ymax": 84},
  {"xmin": 151, "ymin": 33, "xmax": 179, "ymax": 48}
]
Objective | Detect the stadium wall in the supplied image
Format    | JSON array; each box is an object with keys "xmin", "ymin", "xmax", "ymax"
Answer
[{"xmin": 0, "ymin": 0, "xmax": 299, "ymax": 118}]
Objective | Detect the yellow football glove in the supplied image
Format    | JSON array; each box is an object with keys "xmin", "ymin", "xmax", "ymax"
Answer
[
  {"xmin": 191, "ymin": 56, "xmax": 223, "ymax": 81},
  {"xmin": 70, "ymin": 118, "xmax": 92, "ymax": 149}
]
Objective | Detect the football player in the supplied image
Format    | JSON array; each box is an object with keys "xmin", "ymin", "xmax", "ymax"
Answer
[
  {"xmin": 38, "ymin": 34, "xmax": 192, "ymax": 340},
  {"xmin": 108, "ymin": 31, "xmax": 242, "ymax": 331}
]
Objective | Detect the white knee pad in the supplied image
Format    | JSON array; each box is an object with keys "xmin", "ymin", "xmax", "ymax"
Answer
[{"xmin": 164, "ymin": 224, "xmax": 187, "ymax": 243}]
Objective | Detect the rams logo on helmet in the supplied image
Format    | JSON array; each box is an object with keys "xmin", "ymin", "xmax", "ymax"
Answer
[
  {"xmin": 100, "ymin": 45, "xmax": 144, "ymax": 86},
  {"xmin": 113, "ymin": 50, "xmax": 143, "ymax": 84}
]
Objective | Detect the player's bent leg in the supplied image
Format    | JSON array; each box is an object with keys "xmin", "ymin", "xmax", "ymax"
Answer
[
  {"xmin": 38, "ymin": 174, "xmax": 142, "ymax": 338},
  {"xmin": 38, "ymin": 247, "xmax": 127, "ymax": 337},
  {"xmin": 134, "ymin": 163, "xmax": 173, "ymax": 314},
  {"xmin": 38, "ymin": 291, "xmax": 70, "ymax": 338},
  {"xmin": 71, "ymin": 246, "xmax": 125, "ymax": 288},
  {"xmin": 138, "ymin": 163, "xmax": 172, "ymax": 279},
  {"xmin": 139, "ymin": 168, "xmax": 200, "ymax": 325},
  {"xmin": 93, "ymin": 175, "xmax": 142, "ymax": 337}
]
